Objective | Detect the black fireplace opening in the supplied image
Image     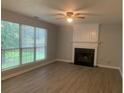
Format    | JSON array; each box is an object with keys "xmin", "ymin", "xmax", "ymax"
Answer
[{"xmin": 74, "ymin": 48, "xmax": 95, "ymax": 67}]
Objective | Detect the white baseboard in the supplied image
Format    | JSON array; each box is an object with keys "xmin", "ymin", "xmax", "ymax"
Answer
[
  {"xmin": 55, "ymin": 59, "xmax": 72, "ymax": 63},
  {"xmin": 97, "ymin": 64, "xmax": 122, "ymax": 76},
  {"xmin": 2, "ymin": 60, "xmax": 56, "ymax": 81},
  {"xmin": 97, "ymin": 64, "xmax": 120, "ymax": 69}
]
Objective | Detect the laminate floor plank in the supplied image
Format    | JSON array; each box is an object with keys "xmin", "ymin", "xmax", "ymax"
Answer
[{"xmin": 2, "ymin": 62, "xmax": 122, "ymax": 93}]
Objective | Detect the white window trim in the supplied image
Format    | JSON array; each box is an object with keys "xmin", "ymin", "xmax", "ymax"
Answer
[{"xmin": 2, "ymin": 20, "xmax": 47, "ymax": 71}]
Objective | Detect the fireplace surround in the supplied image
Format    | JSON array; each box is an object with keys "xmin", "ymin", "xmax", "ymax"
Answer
[
  {"xmin": 72, "ymin": 42, "xmax": 98, "ymax": 66},
  {"xmin": 74, "ymin": 48, "xmax": 95, "ymax": 67},
  {"xmin": 72, "ymin": 24, "xmax": 99, "ymax": 66}
]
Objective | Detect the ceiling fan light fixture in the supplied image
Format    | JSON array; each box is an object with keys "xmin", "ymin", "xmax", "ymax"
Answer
[{"xmin": 67, "ymin": 18, "xmax": 73, "ymax": 23}]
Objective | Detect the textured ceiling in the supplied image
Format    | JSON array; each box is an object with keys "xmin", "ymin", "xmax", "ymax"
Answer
[{"xmin": 2, "ymin": 0, "xmax": 122, "ymax": 25}]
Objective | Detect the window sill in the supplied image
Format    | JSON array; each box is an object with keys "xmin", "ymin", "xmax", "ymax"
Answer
[
  {"xmin": 2, "ymin": 59, "xmax": 55, "ymax": 81},
  {"xmin": 2, "ymin": 59, "xmax": 46, "ymax": 72}
]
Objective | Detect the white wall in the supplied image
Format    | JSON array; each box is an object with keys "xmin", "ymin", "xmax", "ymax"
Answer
[
  {"xmin": 56, "ymin": 24, "xmax": 122, "ymax": 71},
  {"xmin": 97, "ymin": 24, "xmax": 122, "ymax": 71},
  {"xmin": 56, "ymin": 25, "xmax": 73, "ymax": 61}
]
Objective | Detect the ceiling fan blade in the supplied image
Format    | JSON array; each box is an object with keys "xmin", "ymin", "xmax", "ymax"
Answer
[
  {"xmin": 56, "ymin": 13, "xmax": 65, "ymax": 16},
  {"xmin": 76, "ymin": 17, "xmax": 85, "ymax": 19},
  {"xmin": 55, "ymin": 17, "xmax": 65, "ymax": 20},
  {"xmin": 75, "ymin": 13, "xmax": 98, "ymax": 16},
  {"xmin": 48, "ymin": 13, "xmax": 65, "ymax": 17}
]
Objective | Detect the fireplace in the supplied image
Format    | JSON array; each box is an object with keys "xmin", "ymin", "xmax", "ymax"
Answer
[{"xmin": 74, "ymin": 48, "xmax": 95, "ymax": 67}]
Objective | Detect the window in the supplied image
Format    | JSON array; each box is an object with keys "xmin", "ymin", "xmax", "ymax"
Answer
[
  {"xmin": 21, "ymin": 25, "xmax": 34, "ymax": 64},
  {"xmin": 36, "ymin": 28, "xmax": 47, "ymax": 60},
  {"xmin": 1, "ymin": 20, "xmax": 47, "ymax": 70},
  {"xmin": 1, "ymin": 21, "xmax": 20, "ymax": 69}
]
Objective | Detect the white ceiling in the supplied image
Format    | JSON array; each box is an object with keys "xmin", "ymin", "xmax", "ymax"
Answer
[{"xmin": 2, "ymin": 0, "xmax": 122, "ymax": 25}]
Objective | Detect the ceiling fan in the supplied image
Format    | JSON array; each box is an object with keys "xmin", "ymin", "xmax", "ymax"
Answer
[{"xmin": 55, "ymin": 11, "xmax": 86, "ymax": 23}]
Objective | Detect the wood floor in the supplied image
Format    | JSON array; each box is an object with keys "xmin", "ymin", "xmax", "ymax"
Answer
[{"xmin": 2, "ymin": 62, "xmax": 122, "ymax": 93}]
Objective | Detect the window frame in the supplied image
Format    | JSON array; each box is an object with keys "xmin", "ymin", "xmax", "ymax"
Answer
[
  {"xmin": 21, "ymin": 24, "xmax": 35, "ymax": 64},
  {"xmin": 1, "ymin": 21, "xmax": 20, "ymax": 69},
  {"xmin": 1, "ymin": 20, "xmax": 47, "ymax": 71},
  {"xmin": 35, "ymin": 27, "xmax": 47, "ymax": 61}
]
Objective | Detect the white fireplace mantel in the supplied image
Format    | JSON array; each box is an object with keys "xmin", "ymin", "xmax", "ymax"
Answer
[
  {"xmin": 72, "ymin": 42, "xmax": 98, "ymax": 66},
  {"xmin": 72, "ymin": 24, "xmax": 99, "ymax": 66}
]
